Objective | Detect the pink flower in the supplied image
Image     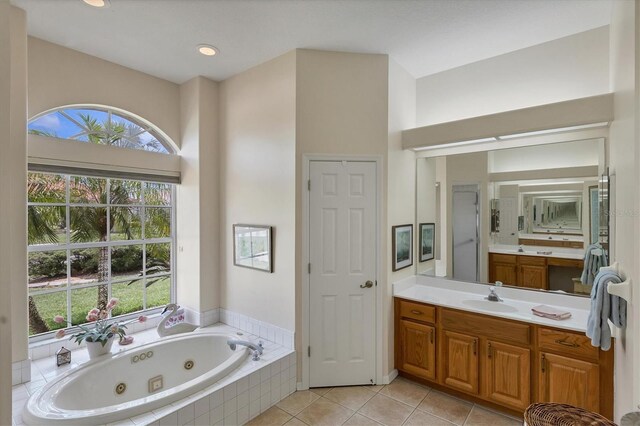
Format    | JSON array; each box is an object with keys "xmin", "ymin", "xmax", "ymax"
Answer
[
  {"xmin": 53, "ymin": 315, "xmax": 65, "ymax": 324},
  {"xmin": 88, "ymin": 308, "xmax": 100, "ymax": 316},
  {"xmin": 86, "ymin": 313, "xmax": 98, "ymax": 322},
  {"xmin": 55, "ymin": 329, "xmax": 65, "ymax": 339},
  {"xmin": 138, "ymin": 315, "xmax": 147, "ymax": 323},
  {"xmin": 106, "ymin": 298, "xmax": 119, "ymax": 310}
]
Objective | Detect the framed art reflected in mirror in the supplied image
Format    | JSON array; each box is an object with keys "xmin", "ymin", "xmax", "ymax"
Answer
[
  {"xmin": 419, "ymin": 223, "xmax": 435, "ymax": 262},
  {"xmin": 233, "ymin": 224, "xmax": 273, "ymax": 272}
]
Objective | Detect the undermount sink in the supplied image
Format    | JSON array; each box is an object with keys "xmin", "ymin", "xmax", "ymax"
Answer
[{"xmin": 462, "ymin": 299, "xmax": 519, "ymax": 313}]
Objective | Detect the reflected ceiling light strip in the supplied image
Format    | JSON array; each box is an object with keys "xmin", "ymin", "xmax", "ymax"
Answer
[
  {"xmin": 497, "ymin": 122, "xmax": 609, "ymax": 140},
  {"xmin": 413, "ymin": 137, "xmax": 497, "ymax": 151}
]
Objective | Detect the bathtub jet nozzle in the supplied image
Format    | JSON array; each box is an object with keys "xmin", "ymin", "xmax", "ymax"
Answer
[{"xmin": 227, "ymin": 339, "xmax": 264, "ymax": 361}]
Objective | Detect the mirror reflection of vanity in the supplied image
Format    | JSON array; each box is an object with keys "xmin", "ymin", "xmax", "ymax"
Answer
[{"xmin": 416, "ymin": 137, "xmax": 609, "ymax": 297}]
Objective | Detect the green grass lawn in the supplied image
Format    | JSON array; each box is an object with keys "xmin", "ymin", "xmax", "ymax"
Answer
[{"xmin": 29, "ymin": 276, "xmax": 170, "ymax": 336}]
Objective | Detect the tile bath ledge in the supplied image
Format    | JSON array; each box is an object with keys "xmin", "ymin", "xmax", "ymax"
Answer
[{"xmin": 393, "ymin": 275, "xmax": 594, "ymax": 333}]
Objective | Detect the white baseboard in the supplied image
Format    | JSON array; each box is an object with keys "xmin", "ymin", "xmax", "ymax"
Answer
[{"xmin": 382, "ymin": 369, "xmax": 398, "ymax": 385}]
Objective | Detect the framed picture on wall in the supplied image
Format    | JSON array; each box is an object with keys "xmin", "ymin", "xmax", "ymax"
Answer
[
  {"xmin": 418, "ymin": 223, "xmax": 435, "ymax": 262},
  {"xmin": 392, "ymin": 224, "xmax": 413, "ymax": 271},
  {"xmin": 233, "ymin": 224, "xmax": 274, "ymax": 272}
]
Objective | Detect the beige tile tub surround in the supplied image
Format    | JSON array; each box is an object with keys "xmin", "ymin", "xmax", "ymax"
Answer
[{"xmin": 248, "ymin": 377, "xmax": 522, "ymax": 426}]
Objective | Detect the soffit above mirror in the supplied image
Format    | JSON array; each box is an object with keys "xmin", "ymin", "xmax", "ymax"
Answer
[{"xmin": 402, "ymin": 93, "xmax": 613, "ymax": 151}]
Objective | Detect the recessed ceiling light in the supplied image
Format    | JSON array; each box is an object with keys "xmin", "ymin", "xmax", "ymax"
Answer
[
  {"xmin": 83, "ymin": 0, "xmax": 110, "ymax": 7},
  {"xmin": 197, "ymin": 44, "xmax": 218, "ymax": 56}
]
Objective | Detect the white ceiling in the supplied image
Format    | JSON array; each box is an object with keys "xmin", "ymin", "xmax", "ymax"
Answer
[{"xmin": 12, "ymin": 0, "xmax": 613, "ymax": 84}]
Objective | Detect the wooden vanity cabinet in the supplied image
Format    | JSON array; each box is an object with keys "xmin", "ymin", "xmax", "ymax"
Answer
[
  {"xmin": 488, "ymin": 253, "xmax": 581, "ymax": 290},
  {"xmin": 442, "ymin": 330, "xmax": 479, "ymax": 394},
  {"xmin": 486, "ymin": 340, "xmax": 531, "ymax": 410},
  {"xmin": 394, "ymin": 298, "xmax": 614, "ymax": 419},
  {"xmin": 398, "ymin": 319, "xmax": 436, "ymax": 380},
  {"xmin": 396, "ymin": 300, "xmax": 437, "ymax": 380},
  {"xmin": 488, "ymin": 254, "xmax": 517, "ymax": 286}
]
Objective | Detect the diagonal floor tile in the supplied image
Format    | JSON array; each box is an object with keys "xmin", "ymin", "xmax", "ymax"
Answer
[
  {"xmin": 296, "ymin": 397, "xmax": 354, "ymax": 425},
  {"xmin": 405, "ymin": 410, "xmax": 456, "ymax": 426},
  {"xmin": 284, "ymin": 418, "xmax": 308, "ymax": 426},
  {"xmin": 357, "ymin": 394, "xmax": 414, "ymax": 426},
  {"xmin": 309, "ymin": 387, "xmax": 333, "ymax": 396},
  {"xmin": 463, "ymin": 406, "xmax": 522, "ymax": 426},
  {"xmin": 379, "ymin": 378, "xmax": 430, "ymax": 407},
  {"xmin": 276, "ymin": 390, "xmax": 321, "ymax": 416},
  {"xmin": 416, "ymin": 390, "xmax": 472, "ymax": 426},
  {"xmin": 246, "ymin": 406, "xmax": 293, "ymax": 426},
  {"xmin": 324, "ymin": 386, "xmax": 377, "ymax": 411},
  {"xmin": 343, "ymin": 413, "xmax": 383, "ymax": 425}
]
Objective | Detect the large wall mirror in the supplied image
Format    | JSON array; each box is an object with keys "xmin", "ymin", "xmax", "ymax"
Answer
[{"xmin": 416, "ymin": 138, "xmax": 609, "ymax": 297}]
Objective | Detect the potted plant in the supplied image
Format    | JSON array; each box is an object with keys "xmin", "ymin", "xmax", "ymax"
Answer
[{"xmin": 54, "ymin": 298, "xmax": 147, "ymax": 359}]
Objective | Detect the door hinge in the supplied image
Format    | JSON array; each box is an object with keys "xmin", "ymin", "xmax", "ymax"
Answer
[
  {"xmin": 308, "ymin": 263, "xmax": 311, "ymax": 274},
  {"xmin": 308, "ymin": 180, "xmax": 311, "ymax": 191},
  {"xmin": 308, "ymin": 346, "xmax": 311, "ymax": 357},
  {"xmin": 375, "ymin": 280, "xmax": 378, "ymax": 286}
]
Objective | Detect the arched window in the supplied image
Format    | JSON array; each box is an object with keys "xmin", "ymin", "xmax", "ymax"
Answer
[
  {"xmin": 27, "ymin": 106, "xmax": 176, "ymax": 340},
  {"xmin": 28, "ymin": 106, "xmax": 175, "ymax": 154}
]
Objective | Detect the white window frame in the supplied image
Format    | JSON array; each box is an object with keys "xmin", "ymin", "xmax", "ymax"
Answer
[{"xmin": 27, "ymin": 173, "xmax": 177, "ymax": 343}]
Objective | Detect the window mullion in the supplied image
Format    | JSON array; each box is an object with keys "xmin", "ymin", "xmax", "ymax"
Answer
[{"xmin": 66, "ymin": 175, "xmax": 72, "ymax": 327}]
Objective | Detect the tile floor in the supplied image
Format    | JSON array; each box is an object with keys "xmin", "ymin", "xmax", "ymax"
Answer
[{"xmin": 247, "ymin": 377, "xmax": 523, "ymax": 426}]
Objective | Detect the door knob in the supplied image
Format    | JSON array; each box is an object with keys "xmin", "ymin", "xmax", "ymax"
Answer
[{"xmin": 360, "ymin": 280, "xmax": 374, "ymax": 289}]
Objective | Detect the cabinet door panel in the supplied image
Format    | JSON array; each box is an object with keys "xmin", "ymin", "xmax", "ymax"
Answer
[
  {"xmin": 519, "ymin": 265, "xmax": 547, "ymax": 290},
  {"xmin": 443, "ymin": 330, "xmax": 478, "ymax": 395},
  {"xmin": 493, "ymin": 263, "xmax": 517, "ymax": 286},
  {"xmin": 486, "ymin": 341, "xmax": 530, "ymax": 410},
  {"xmin": 539, "ymin": 352, "xmax": 599, "ymax": 412},
  {"xmin": 400, "ymin": 319, "xmax": 436, "ymax": 380}
]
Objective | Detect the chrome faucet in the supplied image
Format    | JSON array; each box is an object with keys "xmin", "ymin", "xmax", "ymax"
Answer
[
  {"xmin": 486, "ymin": 286, "xmax": 502, "ymax": 302},
  {"xmin": 227, "ymin": 339, "xmax": 264, "ymax": 361}
]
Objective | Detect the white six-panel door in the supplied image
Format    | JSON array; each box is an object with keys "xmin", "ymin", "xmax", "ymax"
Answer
[{"xmin": 309, "ymin": 161, "xmax": 377, "ymax": 387}]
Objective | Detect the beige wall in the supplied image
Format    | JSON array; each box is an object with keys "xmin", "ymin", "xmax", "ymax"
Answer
[
  {"xmin": 219, "ymin": 51, "xmax": 297, "ymax": 331},
  {"xmin": 416, "ymin": 26, "xmax": 610, "ymax": 127},
  {"xmin": 294, "ymin": 49, "xmax": 392, "ymax": 377},
  {"xmin": 608, "ymin": 0, "xmax": 638, "ymax": 420},
  {"xmin": 177, "ymin": 77, "xmax": 220, "ymax": 315},
  {"xmin": 0, "ymin": 3, "xmax": 15, "ymax": 422},
  {"xmin": 28, "ymin": 37, "xmax": 181, "ymax": 148},
  {"xmin": 387, "ymin": 59, "xmax": 417, "ymax": 374}
]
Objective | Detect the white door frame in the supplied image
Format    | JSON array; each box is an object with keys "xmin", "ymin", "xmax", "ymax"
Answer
[{"xmin": 301, "ymin": 154, "xmax": 383, "ymax": 390}]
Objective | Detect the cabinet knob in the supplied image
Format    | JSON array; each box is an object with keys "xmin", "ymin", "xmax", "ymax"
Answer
[{"xmin": 410, "ymin": 310, "xmax": 422, "ymax": 315}]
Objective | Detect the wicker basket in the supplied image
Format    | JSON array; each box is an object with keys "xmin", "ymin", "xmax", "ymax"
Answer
[{"xmin": 524, "ymin": 403, "xmax": 617, "ymax": 426}]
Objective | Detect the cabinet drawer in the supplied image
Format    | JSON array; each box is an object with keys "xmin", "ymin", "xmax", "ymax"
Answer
[
  {"xmin": 538, "ymin": 328, "xmax": 599, "ymax": 361},
  {"xmin": 491, "ymin": 253, "xmax": 517, "ymax": 264},
  {"xmin": 399, "ymin": 300, "xmax": 436, "ymax": 324},
  {"xmin": 441, "ymin": 309, "xmax": 530, "ymax": 345},
  {"xmin": 517, "ymin": 256, "xmax": 547, "ymax": 266}
]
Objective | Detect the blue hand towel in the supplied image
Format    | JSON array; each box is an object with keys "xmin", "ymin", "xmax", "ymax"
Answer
[
  {"xmin": 586, "ymin": 269, "xmax": 626, "ymax": 351},
  {"xmin": 581, "ymin": 243, "xmax": 608, "ymax": 286}
]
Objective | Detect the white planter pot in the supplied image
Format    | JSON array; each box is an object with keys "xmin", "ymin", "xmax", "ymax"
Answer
[{"xmin": 86, "ymin": 336, "xmax": 115, "ymax": 359}]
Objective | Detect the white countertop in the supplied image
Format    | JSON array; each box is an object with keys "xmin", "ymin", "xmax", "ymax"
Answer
[
  {"xmin": 519, "ymin": 233, "xmax": 584, "ymax": 243},
  {"xmin": 393, "ymin": 275, "xmax": 594, "ymax": 333},
  {"xmin": 489, "ymin": 244, "xmax": 584, "ymax": 260}
]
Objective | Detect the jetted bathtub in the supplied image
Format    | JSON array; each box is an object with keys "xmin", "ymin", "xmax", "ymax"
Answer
[{"xmin": 23, "ymin": 331, "xmax": 249, "ymax": 425}]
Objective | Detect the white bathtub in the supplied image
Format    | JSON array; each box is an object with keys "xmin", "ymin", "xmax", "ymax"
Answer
[{"xmin": 23, "ymin": 332, "xmax": 249, "ymax": 425}]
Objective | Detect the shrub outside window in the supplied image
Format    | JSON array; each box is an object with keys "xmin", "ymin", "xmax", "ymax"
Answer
[{"xmin": 27, "ymin": 172, "xmax": 174, "ymax": 337}]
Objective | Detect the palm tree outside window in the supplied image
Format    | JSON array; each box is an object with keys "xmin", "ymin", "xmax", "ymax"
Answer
[{"xmin": 27, "ymin": 107, "xmax": 175, "ymax": 337}]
